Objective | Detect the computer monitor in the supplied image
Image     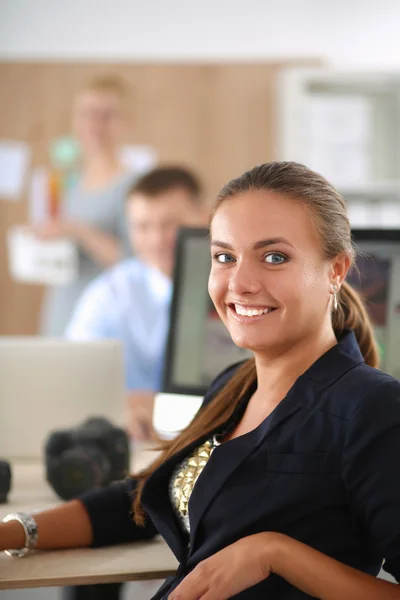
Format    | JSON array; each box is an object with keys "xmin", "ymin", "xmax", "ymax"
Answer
[
  {"xmin": 0, "ymin": 339, "xmax": 125, "ymax": 458},
  {"xmin": 350, "ymin": 229, "xmax": 400, "ymax": 379}
]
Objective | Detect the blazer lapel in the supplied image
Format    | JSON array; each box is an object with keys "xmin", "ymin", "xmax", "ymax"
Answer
[
  {"xmin": 141, "ymin": 436, "xmax": 213, "ymax": 562},
  {"xmin": 142, "ymin": 379, "xmax": 257, "ymax": 560},
  {"xmin": 188, "ymin": 395, "xmax": 302, "ymax": 554}
]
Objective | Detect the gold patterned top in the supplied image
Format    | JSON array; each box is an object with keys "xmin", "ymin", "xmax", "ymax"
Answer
[{"xmin": 169, "ymin": 436, "xmax": 220, "ymax": 534}]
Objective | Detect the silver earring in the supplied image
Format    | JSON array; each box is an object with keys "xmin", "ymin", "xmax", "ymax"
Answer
[{"xmin": 332, "ymin": 284, "xmax": 338, "ymax": 311}]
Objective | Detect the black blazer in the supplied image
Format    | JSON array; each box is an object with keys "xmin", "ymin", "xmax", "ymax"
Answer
[{"xmin": 82, "ymin": 330, "xmax": 400, "ymax": 599}]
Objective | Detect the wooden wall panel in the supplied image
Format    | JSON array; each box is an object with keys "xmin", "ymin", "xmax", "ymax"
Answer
[{"xmin": 0, "ymin": 61, "xmax": 309, "ymax": 335}]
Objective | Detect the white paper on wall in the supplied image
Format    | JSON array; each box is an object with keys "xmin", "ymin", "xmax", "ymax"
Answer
[
  {"xmin": 118, "ymin": 145, "xmax": 158, "ymax": 176},
  {"xmin": 28, "ymin": 167, "xmax": 49, "ymax": 223},
  {"xmin": 7, "ymin": 226, "xmax": 78, "ymax": 286},
  {"xmin": 302, "ymin": 96, "xmax": 371, "ymax": 186},
  {"xmin": 0, "ymin": 141, "xmax": 31, "ymax": 200}
]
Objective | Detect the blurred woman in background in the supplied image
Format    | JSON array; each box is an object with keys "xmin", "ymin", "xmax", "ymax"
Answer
[{"xmin": 38, "ymin": 75, "xmax": 135, "ymax": 336}]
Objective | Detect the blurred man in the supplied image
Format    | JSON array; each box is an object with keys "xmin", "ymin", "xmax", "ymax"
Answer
[{"xmin": 66, "ymin": 166, "xmax": 206, "ymax": 439}]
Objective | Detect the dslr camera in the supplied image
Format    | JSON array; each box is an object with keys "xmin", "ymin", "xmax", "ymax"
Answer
[
  {"xmin": 45, "ymin": 417, "xmax": 130, "ymax": 500},
  {"xmin": 0, "ymin": 460, "xmax": 11, "ymax": 503}
]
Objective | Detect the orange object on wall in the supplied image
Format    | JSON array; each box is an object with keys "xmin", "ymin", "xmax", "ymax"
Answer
[{"xmin": 48, "ymin": 170, "xmax": 61, "ymax": 219}]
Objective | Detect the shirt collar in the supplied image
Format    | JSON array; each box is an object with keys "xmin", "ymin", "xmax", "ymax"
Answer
[{"xmin": 144, "ymin": 263, "xmax": 173, "ymax": 303}]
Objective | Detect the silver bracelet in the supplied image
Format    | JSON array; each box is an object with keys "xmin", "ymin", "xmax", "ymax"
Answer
[{"xmin": 2, "ymin": 512, "xmax": 39, "ymax": 558}]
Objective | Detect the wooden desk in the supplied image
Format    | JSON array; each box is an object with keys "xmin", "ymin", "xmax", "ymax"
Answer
[{"xmin": 0, "ymin": 447, "xmax": 178, "ymax": 590}]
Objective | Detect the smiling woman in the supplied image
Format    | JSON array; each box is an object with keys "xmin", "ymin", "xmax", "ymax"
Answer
[
  {"xmin": 208, "ymin": 163, "xmax": 377, "ymax": 364},
  {"xmin": 1, "ymin": 163, "xmax": 400, "ymax": 600},
  {"xmin": 132, "ymin": 163, "xmax": 399, "ymax": 598}
]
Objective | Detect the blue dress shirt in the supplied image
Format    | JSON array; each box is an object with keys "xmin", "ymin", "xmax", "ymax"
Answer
[{"xmin": 65, "ymin": 258, "xmax": 172, "ymax": 391}]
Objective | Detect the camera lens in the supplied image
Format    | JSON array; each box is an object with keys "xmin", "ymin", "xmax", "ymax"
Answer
[
  {"xmin": 0, "ymin": 460, "xmax": 12, "ymax": 503},
  {"xmin": 48, "ymin": 446, "xmax": 110, "ymax": 501}
]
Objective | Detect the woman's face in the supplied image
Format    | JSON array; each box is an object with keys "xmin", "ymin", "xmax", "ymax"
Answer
[
  {"xmin": 208, "ymin": 190, "xmax": 347, "ymax": 358},
  {"xmin": 73, "ymin": 90, "xmax": 125, "ymax": 153}
]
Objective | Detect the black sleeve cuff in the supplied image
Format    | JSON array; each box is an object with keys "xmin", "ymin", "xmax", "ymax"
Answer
[{"xmin": 79, "ymin": 478, "xmax": 158, "ymax": 547}]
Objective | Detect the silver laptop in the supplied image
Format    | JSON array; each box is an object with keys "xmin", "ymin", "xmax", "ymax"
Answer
[
  {"xmin": 153, "ymin": 228, "xmax": 252, "ymax": 439},
  {"xmin": 0, "ymin": 338, "xmax": 125, "ymax": 458}
]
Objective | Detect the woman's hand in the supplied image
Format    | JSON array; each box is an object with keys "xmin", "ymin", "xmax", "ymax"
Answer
[
  {"xmin": 126, "ymin": 391, "xmax": 157, "ymax": 441},
  {"xmin": 169, "ymin": 532, "xmax": 283, "ymax": 600},
  {"xmin": 30, "ymin": 219, "xmax": 81, "ymax": 241},
  {"xmin": 29, "ymin": 220, "xmax": 121, "ymax": 267},
  {"xmin": 174, "ymin": 533, "xmax": 400, "ymax": 600}
]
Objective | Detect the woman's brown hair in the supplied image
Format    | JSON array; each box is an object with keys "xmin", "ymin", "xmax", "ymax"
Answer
[
  {"xmin": 80, "ymin": 74, "xmax": 129, "ymax": 100},
  {"xmin": 132, "ymin": 161, "xmax": 379, "ymax": 525}
]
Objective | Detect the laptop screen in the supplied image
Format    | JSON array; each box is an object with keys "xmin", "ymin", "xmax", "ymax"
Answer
[{"xmin": 162, "ymin": 228, "xmax": 252, "ymax": 397}]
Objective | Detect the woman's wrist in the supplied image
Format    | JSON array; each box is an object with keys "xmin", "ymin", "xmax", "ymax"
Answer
[
  {"xmin": 257, "ymin": 531, "xmax": 291, "ymax": 576},
  {"xmin": 0, "ymin": 520, "xmax": 25, "ymax": 551},
  {"xmin": 258, "ymin": 533, "xmax": 399, "ymax": 600}
]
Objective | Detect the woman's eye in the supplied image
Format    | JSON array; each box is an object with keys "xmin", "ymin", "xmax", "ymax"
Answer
[
  {"xmin": 214, "ymin": 253, "xmax": 235, "ymax": 264},
  {"xmin": 265, "ymin": 253, "xmax": 287, "ymax": 265}
]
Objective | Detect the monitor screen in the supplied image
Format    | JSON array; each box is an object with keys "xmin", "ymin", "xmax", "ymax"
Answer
[
  {"xmin": 350, "ymin": 230, "xmax": 400, "ymax": 379},
  {"xmin": 163, "ymin": 228, "xmax": 252, "ymax": 396},
  {"xmin": 163, "ymin": 228, "xmax": 400, "ymax": 397}
]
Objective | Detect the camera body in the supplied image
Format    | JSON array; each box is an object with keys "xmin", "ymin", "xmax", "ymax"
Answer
[
  {"xmin": 45, "ymin": 417, "xmax": 130, "ymax": 500},
  {"xmin": 0, "ymin": 460, "xmax": 12, "ymax": 503}
]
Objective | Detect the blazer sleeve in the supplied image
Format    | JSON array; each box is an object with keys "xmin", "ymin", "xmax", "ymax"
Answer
[
  {"xmin": 79, "ymin": 477, "xmax": 158, "ymax": 547},
  {"xmin": 341, "ymin": 378, "xmax": 400, "ymax": 582}
]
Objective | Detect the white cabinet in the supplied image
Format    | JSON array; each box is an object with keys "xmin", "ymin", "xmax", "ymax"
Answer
[{"xmin": 277, "ymin": 68, "xmax": 400, "ymax": 228}]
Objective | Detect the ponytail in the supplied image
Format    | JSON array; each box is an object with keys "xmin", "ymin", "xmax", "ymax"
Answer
[{"xmin": 333, "ymin": 281, "xmax": 379, "ymax": 368}]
